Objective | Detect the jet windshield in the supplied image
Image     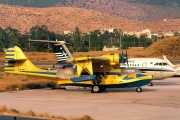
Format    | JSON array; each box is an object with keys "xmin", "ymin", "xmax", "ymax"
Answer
[{"xmin": 154, "ymin": 62, "xmax": 168, "ymax": 66}]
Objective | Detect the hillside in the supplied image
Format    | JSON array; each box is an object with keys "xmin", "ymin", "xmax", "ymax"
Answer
[
  {"xmin": 1, "ymin": 0, "xmax": 179, "ymax": 8},
  {"xmin": 0, "ymin": 4, "xmax": 179, "ymax": 34},
  {"xmin": 145, "ymin": 36, "xmax": 180, "ymax": 60},
  {"xmin": 53, "ymin": 0, "xmax": 180, "ymax": 21},
  {"xmin": 123, "ymin": 0, "xmax": 180, "ymax": 8},
  {"xmin": 0, "ymin": 0, "xmax": 179, "ymax": 21}
]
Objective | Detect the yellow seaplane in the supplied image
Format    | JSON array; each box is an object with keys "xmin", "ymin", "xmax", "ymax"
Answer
[{"xmin": 4, "ymin": 46, "xmax": 152, "ymax": 93}]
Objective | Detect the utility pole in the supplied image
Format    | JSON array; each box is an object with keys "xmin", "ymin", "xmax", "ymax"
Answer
[
  {"xmin": 133, "ymin": 35, "xmax": 135, "ymax": 47},
  {"xmin": 119, "ymin": 30, "xmax": 122, "ymax": 49},
  {"xmin": 28, "ymin": 34, "xmax": 31, "ymax": 47},
  {"xmin": 111, "ymin": 34, "xmax": 112, "ymax": 45},
  {"xmin": 48, "ymin": 37, "xmax": 49, "ymax": 48},
  {"xmin": 88, "ymin": 32, "xmax": 91, "ymax": 50}
]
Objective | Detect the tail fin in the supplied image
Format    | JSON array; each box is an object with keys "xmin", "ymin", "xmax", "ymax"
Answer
[
  {"xmin": 163, "ymin": 55, "xmax": 174, "ymax": 67},
  {"xmin": 4, "ymin": 46, "xmax": 56, "ymax": 78},
  {"xmin": 4, "ymin": 46, "xmax": 42, "ymax": 73},
  {"xmin": 52, "ymin": 44, "xmax": 72, "ymax": 63}
]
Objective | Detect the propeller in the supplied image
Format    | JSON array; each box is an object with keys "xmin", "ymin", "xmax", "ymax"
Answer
[
  {"xmin": 125, "ymin": 49, "xmax": 129, "ymax": 67},
  {"xmin": 121, "ymin": 48, "xmax": 129, "ymax": 67},
  {"xmin": 121, "ymin": 49, "xmax": 125, "ymax": 63}
]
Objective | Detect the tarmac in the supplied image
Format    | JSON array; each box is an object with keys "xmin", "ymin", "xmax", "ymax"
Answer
[{"xmin": 0, "ymin": 77, "xmax": 180, "ymax": 120}]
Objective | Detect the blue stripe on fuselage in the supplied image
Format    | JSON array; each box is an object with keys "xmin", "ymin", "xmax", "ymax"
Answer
[
  {"xmin": 6, "ymin": 54, "xmax": 14, "ymax": 56},
  {"xmin": 70, "ymin": 75, "xmax": 96, "ymax": 82},
  {"xmin": 20, "ymin": 71, "xmax": 56, "ymax": 75},
  {"xmin": 5, "ymin": 58, "xmax": 14, "ymax": 61}
]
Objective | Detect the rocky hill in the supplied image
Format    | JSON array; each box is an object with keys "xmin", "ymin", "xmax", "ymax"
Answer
[
  {"xmin": 0, "ymin": 0, "xmax": 179, "ymax": 21},
  {"xmin": 0, "ymin": 4, "xmax": 179, "ymax": 34}
]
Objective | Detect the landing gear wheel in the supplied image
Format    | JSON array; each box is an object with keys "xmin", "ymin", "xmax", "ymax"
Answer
[
  {"xmin": 148, "ymin": 82, "xmax": 153, "ymax": 86},
  {"xmin": 136, "ymin": 87, "xmax": 142, "ymax": 92},
  {"xmin": 91, "ymin": 85, "xmax": 101, "ymax": 93}
]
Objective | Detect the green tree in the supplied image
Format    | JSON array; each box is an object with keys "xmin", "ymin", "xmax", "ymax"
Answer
[
  {"xmin": 174, "ymin": 31, "xmax": 180, "ymax": 36},
  {"xmin": 29, "ymin": 25, "xmax": 51, "ymax": 51},
  {"xmin": 19, "ymin": 33, "xmax": 30, "ymax": 51},
  {"xmin": 73, "ymin": 27, "xmax": 82, "ymax": 51},
  {"xmin": 5, "ymin": 27, "xmax": 20, "ymax": 47},
  {"xmin": 101, "ymin": 30, "xmax": 110, "ymax": 47},
  {"xmin": 0, "ymin": 27, "xmax": 7, "ymax": 51}
]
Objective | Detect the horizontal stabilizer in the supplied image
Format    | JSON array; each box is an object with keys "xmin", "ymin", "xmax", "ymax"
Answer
[
  {"xmin": 70, "ymin": 75, "xmax": 96, "ymax": 83},
  {"xmin": 27, "ymin": 39, "xmax": 66, "ymax": 45}
]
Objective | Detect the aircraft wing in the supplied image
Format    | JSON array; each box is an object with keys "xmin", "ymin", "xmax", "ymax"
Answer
[
  {"xmin": 67, "ymin": 57, "xmax": 110, "ymax": 77},
  {"xmin": 67, "ymin": 57, "xmax": 109, "ymax": 63}
]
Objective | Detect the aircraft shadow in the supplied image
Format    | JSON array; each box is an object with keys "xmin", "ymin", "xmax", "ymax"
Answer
[
  {"xmin": 54, "ymin": 87, "xmax": 156, "ymax": 93},
  {"xmin": 103, "ymin": 88, "xmax": 156, "ymax": 93},
  {"xmin": 152, "ymin": 82, "xmax": 179, "ymax": 86}
]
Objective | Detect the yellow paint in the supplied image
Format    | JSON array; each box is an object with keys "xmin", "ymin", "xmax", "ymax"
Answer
[
  {"xmin": 101, "ymin": 53, "xmax": 120, "ymax": 66},
  {"xmin": 76, "ymin": 59, "xmax": 93, "ymax": 76},
  {"xmin": 127, "ymin": 74, "xmax": 136, "ymax": 79}
]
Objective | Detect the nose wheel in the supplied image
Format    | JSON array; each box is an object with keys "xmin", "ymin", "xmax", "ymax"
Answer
[
  {"xmin": 136, "ymin": 87, "xmax": 142, "ymax": 92},
  {"xmin": 148, "ymin": 82, "xmax": 153, "ymax": 86}
]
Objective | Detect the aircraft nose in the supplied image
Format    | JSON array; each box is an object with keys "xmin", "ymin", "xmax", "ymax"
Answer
[
  {"xmin": 168, "ymin": 70, "xmax": 177, "ymax": 77},
  {"xmin": 165, "ymin": 66, "xmax": 177, "ymax": 77}
]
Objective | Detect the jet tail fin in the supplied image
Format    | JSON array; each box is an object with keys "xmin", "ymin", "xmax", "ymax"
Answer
[
  {"xmin": 52, "ymin": 43, "xmax": 73, "ymax": 63},
  {"xmin": 163, "ymin": 55, "xmax": 174, "ymax": 67}
]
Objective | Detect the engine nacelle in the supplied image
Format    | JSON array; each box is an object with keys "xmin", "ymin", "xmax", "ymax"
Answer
[{"xmin": 101, "ymin": 53, "xmax": 127, "ymax": 65}]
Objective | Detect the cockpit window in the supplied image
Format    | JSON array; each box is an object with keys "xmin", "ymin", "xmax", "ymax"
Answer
[
  {"xmin": 154, "ymin": 63, "xmax": 158, "ymax": 65},
  {"xmin": 163, "ymin": 63, "xmax": 168, "ymax": 65},
  {"xmin": 159, "ymin": 63, "xmax": 162, "ymax": 65},
  {"xmin": 154, "ymin": 62, "xmax": 168, "ymax": 66}
]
